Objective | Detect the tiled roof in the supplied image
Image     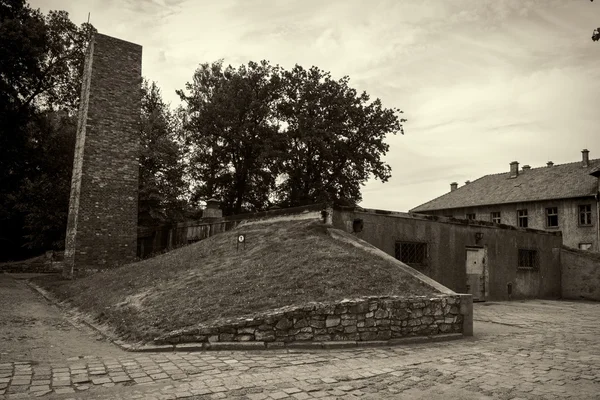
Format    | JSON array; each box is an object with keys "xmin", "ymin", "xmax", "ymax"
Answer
[{"xmin": 410, "ymin": 159, "xmax": 600, "ymax": 213}]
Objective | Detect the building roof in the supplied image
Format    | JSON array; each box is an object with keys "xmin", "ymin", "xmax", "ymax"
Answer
[{"xmin": 410, "ymin": 158, "xmax": 600, "ymax": 213}]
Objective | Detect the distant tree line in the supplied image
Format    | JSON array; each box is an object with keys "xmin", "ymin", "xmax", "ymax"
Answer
[{"xmin": 0, "ymin": 0, "xmax": 405, "ymax": 261}]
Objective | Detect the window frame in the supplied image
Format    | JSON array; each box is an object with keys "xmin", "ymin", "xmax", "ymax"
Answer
[
  {"xmin": 394, "ymin": 241, "xmax": 428, "ymax": 268},
  {"xmin": 517, "ymin": 209, "xmax": 528, "ymax": 228},
  {"xmin": 490, "ymin": 211, "xmax": 501, "ymax": 224},
  {"xmin": 578, "ymin": 204, "xmax": 593, "ymax": 226},
  {"xmin": 465, "ymin": 213, "xmax": 476, "ymax": 221},
  {"xmin": 517, "ymin": 248, "xmax": 539, "ymax": 271},
  {"xmin": 545, "ymin": 207, "xmax": 559, "ymax": 228}
]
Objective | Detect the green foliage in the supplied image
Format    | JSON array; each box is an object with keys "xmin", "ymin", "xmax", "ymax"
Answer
[
  {"xmin": 276, "ymin": 65, "xmax": 405, "ymax": 207},
  {"xmin": 178, "ymin": 61, "xmax": 405, "ymax": 214},
  {"xmin": 177, "ymin": 60, "xmax": 285, "ymax": 215},
  {"xmin": 0, "ymin": 0, "xmax": 93, "ymax": 259},
  {"xmin": 139, "ymin": 80, "xmax": 187, "ymax": 226},
  {"xmin": 14, "ymin": 112, "xmax": 76, "ymax": 250}
]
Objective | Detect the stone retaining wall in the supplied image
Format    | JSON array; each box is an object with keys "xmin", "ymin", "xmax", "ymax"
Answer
[{"xmin": 155, "ymin": 294, "xmax": 471, "ymax": 346}]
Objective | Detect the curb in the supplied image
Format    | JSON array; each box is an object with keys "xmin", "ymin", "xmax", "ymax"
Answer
[
  {"xmin": 133, "ymin": 333, "xmax": 464, "ymax": 352},
  {"xmin": 25, "ymin": 280, "xmax": 466, "ymax": 353}
]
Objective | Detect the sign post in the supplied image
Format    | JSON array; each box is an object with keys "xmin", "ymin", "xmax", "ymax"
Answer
[{"xmin": 237, "ymin": 234, "xmax": 246, "ymax": 251}]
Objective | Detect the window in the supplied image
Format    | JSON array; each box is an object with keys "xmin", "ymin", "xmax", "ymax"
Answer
[
  {"xmin": 517, "ymin": 209, "xmax": 528, "ymax": 228},
  {"xmin": 579, "ymin": 205, "xmax": 592, "ymax": 226},
  {"xmin": 491, "ymin": 212, "xmax": 501, "ymax": 224},
  {"xmin": 395, "ymin": 241, "xmax": 428, "ymax": 267},
  {"xmin": 546, "ymin": 207, "xmax": 558, "ymax": 228},
  {"xmin": 466, "ymin": 213, "xmax": 476, "ymax": 220},
  {"xmin": 518, "ymin": 249, "xmax": 539, "ymax": 270},
  {"xmin": 579, "ymin": 243, "xmax": 592, "ymax": 251}
]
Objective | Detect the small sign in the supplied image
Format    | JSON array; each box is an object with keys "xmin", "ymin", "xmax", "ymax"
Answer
[{"xmin": 237, "ymin": 234, "xmax": 246, "ymax": 251}]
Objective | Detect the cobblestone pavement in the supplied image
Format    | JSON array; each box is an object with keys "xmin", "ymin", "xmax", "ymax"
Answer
[{"xmin": 0, "ymin": 298, "xmax": 597, "ymax": 399}]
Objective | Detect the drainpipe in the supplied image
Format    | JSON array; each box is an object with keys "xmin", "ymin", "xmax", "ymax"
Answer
[
  {"xmin": 596, "ymin": 177, "xmax": 600, "ymax": 251},
  {"xmin": 590, "ymin": 168, "xmax": 600, "ymax": 251}
]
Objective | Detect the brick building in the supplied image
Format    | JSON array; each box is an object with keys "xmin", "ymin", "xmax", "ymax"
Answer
[{"xmin": 410, "ymin": 149, "xmax": 600, "ymax": 251}]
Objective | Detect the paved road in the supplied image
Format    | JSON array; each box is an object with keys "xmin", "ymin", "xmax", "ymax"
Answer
[{"xmin": 0, "ymin": 274, "xmax": 598, "ymax": 399}]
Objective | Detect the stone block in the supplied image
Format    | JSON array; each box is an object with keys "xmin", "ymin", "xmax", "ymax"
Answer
[
  {"xmin": 275, "ymin": 317, "xmax": 292, "ymax": 330},
  {"xmin": 255, "ymin": 331, "xmax": 275, "ymax": 342},
  {"xmin": 237, "ymin": 327, "xmax": 256, "ymax": 335},
  {"xmin": 293, "ymin": 318, "xmax": 308, "ymax": 328},
  {"xmin": 325, "ymin": 316, "xmax": 341, "ymax": 328},
  {"xmin": 343, "ymin": 325, "xmax": 357, "ymax": 333},
  {"xmin": 310, "ymin": 319, "xmax": 326, "ymax": 329},
  {"xmin": 349, "ymin": 303, "xmax": 369, "ymax": 314},
  {"xmin": 218, "ymin": 333, "xmax": 234, "ymax": 341},
  {"xmin": 359, "ymin": 331, "xmax": 378, "ymax": 341},
  {"xmin": 295, "ymin": 332, "xmax": 314, "ymax": 341}
]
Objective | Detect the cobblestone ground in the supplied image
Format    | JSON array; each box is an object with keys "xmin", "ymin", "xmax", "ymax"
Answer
[{"xmin": 0, "ymin": 276, "xmax": 598, "ymax": 399}]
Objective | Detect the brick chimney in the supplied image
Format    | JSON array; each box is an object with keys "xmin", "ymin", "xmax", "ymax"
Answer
[
  {"xmin": 465, "ymin": 180, "xmax": 470, "ymax": 185},
  {"xmin": 509, "ymin": 161, "xmax": 519, "ymax": 178},
  {"xmin": 522, "ymin": 165, "xmax": 531, "ymax": 171},
  {"xmin": 582, "ymin": 149, "xmax": 590, "ymax": 167},
  {"xmin": 547, "ymin": 161, "xmax": 554, "ymax": 167},
  {"xmin": 450, "ymin": 182, "xmax": 458, "ymax": 192}
]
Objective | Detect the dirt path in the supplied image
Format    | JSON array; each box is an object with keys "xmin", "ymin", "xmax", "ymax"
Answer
[{"xmin": 0, "ymin": 273, "xmax": 125, "ymax": 365}]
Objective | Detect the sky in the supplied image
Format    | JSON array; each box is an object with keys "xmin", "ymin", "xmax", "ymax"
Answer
[{"xmin": 31, "ymin": 0, "xmax": 600, "ymax": 212}]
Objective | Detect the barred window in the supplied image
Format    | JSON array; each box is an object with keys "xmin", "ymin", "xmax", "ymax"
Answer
[
  {"xmin": 518, "ymin": 249, "xmax": 539, "ymax": 270},
  {"xmin": 466, "ymin": 213, "xmax": 476, "ymax": 220},
  {"xmin": 491, "ymin": 211, "xmax": 501, "ymax": 224},
  {"xmin": 579, "ymin": 204, "xmax": 592, "ymax": 226},
  {"xmin": 395, "ymin": 241, "xmax": 428, "ymax": 267}
]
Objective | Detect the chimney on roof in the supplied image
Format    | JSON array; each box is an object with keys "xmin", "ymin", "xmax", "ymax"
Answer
[
  {"xmin": 465, "ymin": 180, "xmax": 470, "ymax": 185},
  {"xmin": 547, "ymin": 161, "xmax": 554, "ymax": 167},
  {"xmin": 450, "ymin": 182, "xmax": 458, "ymax": 192},
  {"xmin": 509, "ymin": 161, "xmax": 519, "ymax": 178},
  {"xmin": 522, "ymin": 165, "xmax": 531, "ymax": 171},
  {"xmin": 582, "ymin": 149, "xmax": 590, "ymax": 167}
]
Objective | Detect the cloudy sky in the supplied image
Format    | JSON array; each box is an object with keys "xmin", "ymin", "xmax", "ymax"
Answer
[{"xmin": 32, "ymin": 0, "xmax": 600, "ymax": 211}]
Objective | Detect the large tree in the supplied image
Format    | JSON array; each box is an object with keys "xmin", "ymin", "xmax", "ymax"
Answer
[
  {"xmin": 177, "ymin": 60, "xmax": 285, "ymax": 215},
  {"xmin": 276, "ymin": 65, "xmax": 405, "ymax": 207},
  {"xmin": 178, "ymin": 61, "xmax": 405, "ymax": 214},
  {"xmin": 0, "ymin": 0, "xmax": 94, "ymax": 259},
  {"xmin": 139, "ymin": 79, "xmax": 187, "ymax": 227}
]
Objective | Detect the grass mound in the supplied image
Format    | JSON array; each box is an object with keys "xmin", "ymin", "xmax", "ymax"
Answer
[{"xmin": 35, "ymin": 219, "xmax": 439, "ymax": 342}]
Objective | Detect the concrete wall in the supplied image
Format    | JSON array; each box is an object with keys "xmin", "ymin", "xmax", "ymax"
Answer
[
  {"xmin": 64, "ymin": 33, "xmax": 143, "ymax": 276},
  {"xmin": 423, "ymin": 197, "xmax": 598, "ymax": 251},
  {"xmin": 561, "ymin": 247, "xmax": 600, "ymax": 301},
  {"xmin": 333, "ymin": 209, "xmax": 563, "ymax": 301}
]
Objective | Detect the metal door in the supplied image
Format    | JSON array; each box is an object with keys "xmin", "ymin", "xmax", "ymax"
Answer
[{"xmin": 466, "ymin": 247, "xmax": 486, "ymax": 301}]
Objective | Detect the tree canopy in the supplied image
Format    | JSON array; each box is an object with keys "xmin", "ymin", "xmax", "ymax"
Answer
[
  {"xmin": 0, "ymin": 0, "xmax": 94, "ymax": 260},
  {"xmin": 177, "ymin": 61, "xmax": 406, "ymax": 215}
]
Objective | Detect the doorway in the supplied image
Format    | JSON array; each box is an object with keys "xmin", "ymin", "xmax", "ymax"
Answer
[{"xmin": 466, "ymin": 246, "xmax": 486, "ymax": 301}]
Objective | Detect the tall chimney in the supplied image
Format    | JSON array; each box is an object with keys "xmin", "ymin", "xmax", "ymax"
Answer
[
  {"xmin": 450, "ymin": 182, "xmax": 458, "ymax": 192},
  {"xmin": 522, "ymin": 165, "xmax": 531, "ymax": 171},
  {"xmin": 582, "ymin": 149, "xmax": 590, "ymax": 167},
  {"xmin": 547, "ymin": 161, "xmax": 554, "ymax": 167},
  {"xmin": 509, "ymin": 161, "xmax": 519, "ymax": 178}
]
